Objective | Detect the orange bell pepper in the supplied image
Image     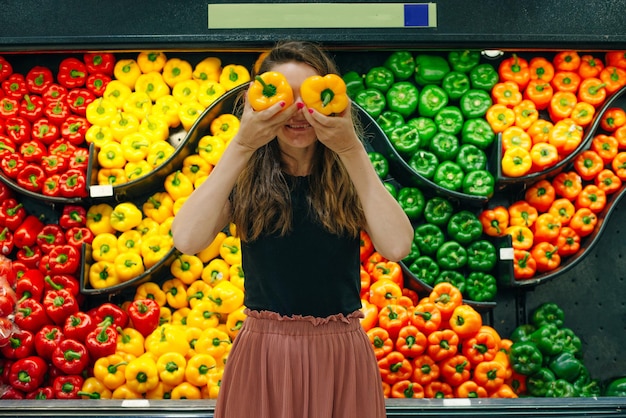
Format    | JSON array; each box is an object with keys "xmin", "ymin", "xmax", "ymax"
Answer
[
  {"xmin": 600, "ymin": 107, "xmax": 626, "ymax": 132},
  {"xmin": 367, "ymin": 327, "xmax": 394, "ymax": 360},
  {"xmin": 426, "ymin": 329, "xmax": 460, "ymax": 362},
  {"xmin": 507, "ymin": 371, "xmax": 528, "ymax": 397},
  {"xmin": 501, "ymin": 146, "xmax": 532, "ymax": 177},
  {"xmin": 424, "ymin": 381, "xmax": 454, "ymax": 399},
  {"xmin": 382, "ymin": 381, "xmax": 391, "ymax": 398},
  {"xmin": 548, "ymin": 91, "xmax": 577, "ymax": 122},
  {"xmin": 577, "ymin": 77, "xmax": 607, "ymax": 107},
  {"xmin": 390, "ymin": 380, "xmax": 425, "ymax": 399},
  {"xmin": 513, "ymin": 100, "xmax": 539, "ymax": 130},
  {"xmin": 527, "ymin": 119, "xmax": 554, "ymax": 144},
  {"xmin": 532, "ymin": 213, "xmax": 561, "ymax": 244},
  {"xmin": 409, "ymin": 300, "xmax": 442, "ymax": 336},
  {"xmin": 395, "ymin": 324, "xmax": 427, "ymax": 359},
  {"xmin": 455, "ymin": 380, "xmax": 489, "ymax": 398},
  {"xmin": 525, "ymin": 179, "xmax": 556, "ymax": 213},
  {"xmin": 360, "ymin": 230, "xmax": 374, "ymax": 262},
  {"xmin": 513, "ymin": 249, "xmax": 537, "ymax": 280},
  {"xmin": 378, "ymin": 304, "xmax": 410, "ymax": 340},
  {"xmin": 553, "ymin": 50, "xmax": 581, "ymax": 72},
  {"xmin": 555, "ymin": 226, "xmax": 581, "ymax": 257},
  {"xmin": 605, "ymin": 51, "xmax": 626, "ymax": 69},
  {"xmin": 402, "ymin": 287, "xmax": 419, "ymax": 307},
  {"xmin": 508, "ymin": 200, "xmax": 538, "ymax": 228},
  {"xmin": 574, "ymin": 150, "xmax": 605, "ymax": 181},
  {"xmin": 360, "ymin": 266, "xmax": 371, "ymax": 299},
  {"xmin": 378, "ymin": 351, "xmax": 413, "ymax": 386},
  {"xmin": 440, "ymin": 354, "xmax": 472, "ymax": 387},
  {"xmin": 529, "ymin": 56, "xmax": 555, "ymax": 82},
  {"xmin": 364, "ymin": 251, "xmax": 385, "ymax": 274},
  {"xmin": 492, "ymin": 81, "xmax": 523, "ymax": 107},
  {"xmin": 570, "ymin": 101, "xmax": 595, "ymax": 127},
  {"xmin": 600, "ymin": 66, "xmax": 626, "ymax": 94},
  {"xmin": 615, "ymin": 125, "xmax": 626, "ymax": 150},
  {"xmin": 569, "ymin": 207, "xmax": 598, "ymax": 237},
  {"xmin": 575, "ymin": 184, "xmax": 607, "ymax": 213},
  {"xmin": 369, "ymin": 278, "xmax": 402, "ymax": 309},
  {"xmin": 552, "ymin": 171, "xmax": 583, "ymax": 200},
  {"xmin": 595, "ymin": 168, "xmax": 623, "ymax": 194},
  {"xmin": 523, "ymin": 80, "xmax": 553, "ymax": 110},
  {"xmin": 612, "ymin": 152, "xmax": 626, "ymax": 180},
  {"xmin": 462, "ymin": 329, "xmax": 499, "ymax": 365},
  {"xmin": 486, "ymin": 104, "xmax": 515, "ymax": 133},
  {"xmin": 498, "ymin": 54, "xmax": 530, "ymax": 90},
  {"xmin": 529, "ymin": 142, "xmax": 559, "ymax": 170},
  {"xmin": 448, "ymin": 304, "xmax": 482, "ymax": 339},
  {"xmin": 479, "ymin": 205, "xmax": 510, "ymax": 237},
  {"xmin": 502, "ymin": 126, "xmax": 532, "ymax": 152},
  {"xmin": 530, "ymin": 241, "xmax": 561, "ymax": 273},
  {"xmin": 548, "ymin": 198, "xmax": 576, "ymax": 226},
  {"xmin": 473, "ymin": 360, "xmax": 507, "ymax": 393},
  {"xmin": 371, "ymin": 260, "xmax": 403, "ymax": 287},
  {"xmin": 548, "ymin": 118, "xmax": 583, "ymax": 155},
  {"xmin": 490, "ymin": 383, "xmax": 519, "ymax": 399},
  {"xmin": 591, "ymin": 134, "xmax": 619, "ymax": 164},
  {"xmin": 412, "ymin": 354, "xmax": 440, "ymax": 386},
  {"xmin": 551, "ymin": 71, "xmax": 581, "ymax": 93},
  {"xmin": 428, "ymin": 282, "xmax": 463, "ymax": 321},
  {"xmin": 359, "ymin": 299, "xmax": 379, "ymax": 332},
  {"xmin": 578, "ymin": 54, "xmax": 605, "ymax": 78}
]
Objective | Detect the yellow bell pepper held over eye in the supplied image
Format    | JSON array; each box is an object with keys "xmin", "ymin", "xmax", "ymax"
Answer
[
  {"xmin": 135, "ymin": 282, "xmax": 167, "ymax": 307},
  {"xmin": 197, "ymin": 80, "xmax": 226, "ymax": 108},
  {"xmin": 171, "ymin": 254, "xmax": 204, "ymax": 285},
  {"xmin": 162, "ymin": 278, "xmax": 188, "ymax": 309},
  {"xmin": 186, "ymin": 280, "xmax": 212, "ymax": 309},
  {"xmin": 156, "ymin": 352, "xmax": 187, "ymax": 386},
  {"xmin": 140, "ymin": 235, "xmax": 173, "ymax": 269},
  {"xmin": 146, "ymin": 141, "xmax": 175, "ymax": 168},
  {"xmin": 201, "ymin": 258, "xmax": 230, "ymax": 286},
  {"xmin": 185, "ymin": 353, "xmax": 217, "ymax": 387},
  {"xmin": 137, "ymin": 51, "xmax": 168, "ymax": 74},
  {"xmin": 172, "ymin": 79, "xmax": 200, "ymax": 104},
  {"xmin": 124, "ymin": 356, "xmax": 159, "ymax": 394},
  {"xmin": 248, "ymin": 71, "xmax": 294, "ymax": 111},
  {"xmin": 220, "ymin": 236, "xmax": 242, "ymax": 265},
  {"xmin": 178, "ymin": 100, "xmax": 206, "ymax": 131},
  {"xmin": 114, "ymin": 59, "xmax": 142, "ymax": 89},
  {"xmin": 139, "ymin": 115, "xmax": 170, "ymax": 142},
  {"xmin": 207, "ymin": 280, "xmax": 244, "ymax": 314},
  {"xmin": 104, "ymin": 80, "xmax": 132, "ymax": 109},
  {"xmin": 120, "ymin": 132, "xmax": 151, "ymax": 163},
  {"xmin": 187, "ymin": 301, "xmax": 221, "ymax": 330},
  {"xmin": 210, "ymin": 114, "xmax": 240, "ymax": 141},
  {"xmin": 219, "ymin": 64, "xmax": 251, "ymax": 91},
  {"xmin": 197, "ymin": 135, "xmax": 225, "ymax": 166},
  {"xmin": 93, "ymin": 353, "xmax": 129, "ymax": 391},
  {"xmin": 98, "ymin": 141, "xmax": 127, "ymax": 169},
  {"xmin": 152, "ymin": 95, "xmax": 181, "ymax": 128},
  {"xmin": 143, "ymin": 191, "xmax": 174, "ymax": 224},
  {"xmin": 196, "ymin": 231, "xmax": 227, "ymax": 263},
  {"xmin": 86, "ymin": 98, "xmax": 118, "ymax": 126},
  {"xmin": 193, "ymin": 56, "xmax": 222, "ymax": 82},
  {"xmin": 110, "ymin": 202, "xmax": 143, "ymax": 232},
  {"xmin": 114, "ymin": 252, "xmax": 145, "ymax": 282},
  {"xmin": 145, "ymin": 324, "xmax": 189, "ymax": 357},
  {"xmin": 165, "ymin": 170, "xmax": 194, "ymax": 201},
  {"xmin": 88, "ymin": 260, "xmax": 119, "ymax": 289},
  {"xmin": 162, "ymin": 58, "xmax": 193, "ymax": 88},
  {"xmin": 92, "ymin": 232, "xmax": 119, "ymax": 262},
  {"xmin": 300, "ymin": 74, "xmax": 349, "ymax": 116},
  {"xmin": 97, "ymin": 168, "xmax": 127, "ymax": 186},
  {"xmin": 125, "ymin": 160, "xmax": 152, "ymax": 181},
  {"xmin": 87, "ymin": 203, "xmax": 116, "ymax": 235},
  {"xmin": 123, "ymin": 91, "xmax": 153, "ymax": 121},
  {"xmin": 85, "ymin": 125, "xmax": 114, "ymax": 148},
  {"xmin": 110, "ymin": 111, "xmax": 140, "ymax": 141}
]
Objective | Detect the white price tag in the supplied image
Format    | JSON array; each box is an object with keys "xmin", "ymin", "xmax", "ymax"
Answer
[
  {"xmin": 500, "ymin": 247, "xmax": 515, "ymax": 261},
  {"xmin": 121, "ymin": 399, "xmax": 150, "ymax": 408},
  {"xmin": 89, "ymin": 184, "xmax": 114, "ymax": 198}
]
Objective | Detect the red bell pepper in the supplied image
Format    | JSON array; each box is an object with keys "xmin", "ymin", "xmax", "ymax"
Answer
[
  {"xmin": 0, "ymin": 329, "xmax": 35, "ymax": 359},
  {"xmin": 48, "ymin": 244, "xmax": 80, "ymax": 275},
  {"xmin": 0, "ymin": 386, "xmax": 25, "ymax": 399},
  {"xmin": 25, "ymin": 66, "xmax": 54, "ymax": 95},
  {"xmin": 0, "ymin": 56, "xmax": 13, "ymax": 82},
  {"xmin": 63, "ymin": 311, "xmax": 96, "ymax": 344},
  {"xmin": 68, "ymin": 147, "xmax": 89, "ymax": 171},
  {"xmin": 41, "ymin": 154, "xmax": 68, "ymax": 176},
  {"xmin": 65, "ymin": 226, "xmax": 94, "ymax": 249},
  {"xmin": 10, "ymin": 261, "xmax": 27, "ymax": 284},
  {"xmin": 36, "ymin": 224, "xmax": 66, "ymax": 254},
  {"xmin": 0, "ymin": 293, "xmax": 16, "ymax": 317},
  {"xmin": 0, "ymin": 199, "xmax": 26, "ymax": 230},
  {"xmin": 16, "ymin": 163, "xmax": 46, "ymax": 193},
  {"xmin": 41, "ymin": 174, "xmax": 62, "ymax": 198},
  {"xmin": 15, "ymin": 269, "xmax": 45, "ymax": 302},
  {"xmin": 16, "ymin": 245, "xmax": 43, "ymax": 269},
  {"xmin": 1, "ymin": 152, "xmax": 26, "ymax": 178},
  {"xmin": 61, "ymin": 115, "xmax": 89, "ymax": 145},
  {"xmin": 0, "ymin": 97, "xmax": 20, "ymax": 118},
  {"xmin": 43, "ymin": 99, "xmax": 70, "ymax": 125},
  {"xmin": 127, "ymin": 299, "xmax": 160, "ymax": 337},
  {"xmin": 44, "ymin": 274, "xmax": 81, "ymax": 298},
  {"xmin": 25, "ymin": 386, "xmax": 55, "ymax": 399},
  {"xmin": 8, "ymin": 356, "xmax": 48, "ymax": 393},
  {"xmin": 14, "ymin": 214, "xmax": 45, "ymax": 249},
  {"xmin": 18, "ymin": 94, "xmax": 45, "ymax": 122},
  {"xmin": 83, "ymin": 52, "xmax": 115, "ymax": 76},
  {"xmin": 66, "ymin": 88, "xmax": 95, "ymax": 116},
  {"xmin": 48, "ymin": 138, "xmax": 76, "ymax": 159},
  {"xmin": 42, "ymin": 83, "xmax": 68, "ymax": 105},
  {"xmin": 31, "ymin": 118, "xmax": 60, "ymax": 145},
  {"xmin": 59, "ymin": 168, "xmax": 87, "ymax": 198},
  {"xmin": 85, "ymin": 324, "xmax": 118, "ymax": 359},
  {"xmin": 52, "ymin": 374, "xmax": 84, "ymax": 399},
  {"xmin": 0, "ymin": 227, "xmax": 14, "ymax": 256},
  {"xmin": 34, "ymin": 324, "xmax": 65, "ymax": 360},
  {"xmin": 86, "ymin": 73, "xmax": 112, "ymax": 97},
  {"xmin": 14, "ymin": 298, "xmax": 50, "ymax": 333},
  {"xmin": 57, "ymin": 58, "xmax": 87, "ymax": 89},
  {"xmin": 2, "ymin": 73, "xmax": 28, "ymax": 100},
  {"xmin": 0, "ymin": 135, "xmax": 17, "ymax": 159},
  {"xmin": 91, "ymin": 302, "xmax": 129, "ymax": 328},
  {"xmin": 52, "ymin": 338, "xmax": 90, "ymax": 375},
  {"xmin": 5, "ymin": 115, "xmax": 31, "ymax": 144},
  {"xmin": 19, "ymin": 139, "xmax": 47, "ymax": 162},
  {"xmin": 60, "ymin": 205, "xmax": 87, "ymax": 229},
  {"xmin": 38, "ymin": 254, "xmax": 50, "ymax": 275},
  {"xmin": 43, "ymin": 288, "xmax": 79, "ymax": 325},
  {"xmin": 0, "ymin": 358, "xmax": 15, "ymax": 384}
]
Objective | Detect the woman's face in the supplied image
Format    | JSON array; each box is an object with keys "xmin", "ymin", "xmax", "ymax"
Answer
[{"xmin": 272, "ymin": 61, "xmax": 319, "ymax": 150}]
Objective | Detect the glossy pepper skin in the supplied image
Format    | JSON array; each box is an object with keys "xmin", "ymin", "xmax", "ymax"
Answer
[
  {"xmin": 456, "ymin": 144, "xmax": 487, "ymax": 173},
  {"xmin": 365, "ymin": 66, "xmax": 395, "ymax": 92},
  {"xmin": 447, "ymin": 210, "xmax": 483, "ymax": 244},
  {"xmin": 342, "ymin": 71, "xmax": 365, "ymax": 99},
  {"xmin": 247, "ymin": 71, "xmax": 294, "ymax": 111},
  {"xmin": 9, "ymin": 356, "xmax": 48, "ymax": 393},
  {"xmin": 390, "ymin": 125, "xmax": 420, "ymax": 156},
  {"xmin": 465, "ymin": 272, "xmax": 497, "ymax": 302},
  {"xmin": 462, "ymin": 170, "xmax": 495, "ymax": 197},
  {"xmin": 408, "ymin": 256, "xmax": 440, "ymax": 286},
  {"xmin": 409, "ymin": 150, "xmax": 439, "ymax": 179},
  {"xmin": 436, "ymin": 241, "xmax": 467, "ymax": 270},
  {"xmin": 413, "ymin": 223, "xmax": 445, "ymax": 256},
  {"xmin": 52, "ymin": 338, "xmax": 90, "ymax": 375},
  {"xmin": 418, "ymin": 84, "xmax": 448, "ymax": 118},
  {"xmin": 368, "ymin": 152, "xmax": 389, "ymax": 179},
  {"xmin": 433, "ymin": 161, "xmax": 464, "ymax": 191},
  {"xmin": 385, "ymin": 51, "xmax": 416, "ymax": 81},
  {"xmin": 423, "ymin": 197, "xmax": 454, "ymax": 226},
  {"xmin": 397, "ymin": 187, "xmax": 425, "ymax": 221},
  {"xmin": 604, "ymin": 377, "xmax": 626, "ymax": 396},
  {"xmin": 531, "ymin": 302, "xmax": 565, "ymax": 328},
  {"xmin": 441, "ymin": 71, "xmax": 470, "ymax": 100},
  {"xmin": 355, "ymin": 88, "xmax": 386, "ymax": 118},
  {"xmin": 414, "ymin": 55, "xmax": 450, "ymax": 85},
  {"xmin": 462, "ymin": 118, "xmax": 495, "ymax": 150},
  {"xmin": 509, "ymin": 341, "xmax": 543, "ymax": 376},
  {"xmin": 548, "ymin": 351, "xmax": 582, "ymax": 382},
  {"xmin": 127, "ymin": 299, "xmax": 160, "ymax": 337},
  {"xmin": 386, "ymin": 81, "xmax": 419, "ymax": 118}
]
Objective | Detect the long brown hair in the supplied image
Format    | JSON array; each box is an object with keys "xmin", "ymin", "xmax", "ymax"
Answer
[{"xmin": 231, "ymin": 41, "xmax": 365, "ymax": 242}]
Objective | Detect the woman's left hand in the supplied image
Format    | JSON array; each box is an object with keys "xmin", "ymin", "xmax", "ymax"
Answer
[{"xmin": 303, "ymin": 100, "xmax": 361, "ymax": 155}]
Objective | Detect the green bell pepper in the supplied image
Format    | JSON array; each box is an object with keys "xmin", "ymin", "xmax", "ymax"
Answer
[
  {"xmin": 409, "ymin": 255, "xmax": 440, "ymax": 286},
  {"xmin": 461, "ymin": 118, "xmax": 495, "ymax": 150},
  {"xmin": 434, "ymin": 106, "xmax": 464, "ymax": 136},
  {"xmin": 387, "ymin": 81, "xmax": 419, "ymax": 118},
  {"xmin": 531, "ymin": 302, "xmax": 565, "ymax": 329},
  {"xmin": 397, "ymin": 186, "xmax": 425, "ymax": 221},
  {"xmin": 383, "ymin": 181, "xmax": 398, "ymax": 199},
  {"xmin": 448, "ymin": 50, "xmax": 481, "ymax": 73},
  {"xmin": 510, "ymin": 324, "xmax": 537, "ymax": 343},
  {"xmin": 466, "ymin": 239, "xmax": 497, "ymax": 271},
  {"xmin": 572, "ymin": 366, "xmax": 601, "ymax": 397},
  {"xmin": 377, "ymin": 110, "xmax": 405, "ymax": 137},
  {"xmin": 368, "ymin": 152, "xmax": 389, "ymax": 179},
  {"xmin": 469, "ymin": 63, "xmax": 499, "ymax": 91},
  {"xmin": 414, "ymin": 54, "xmax": 450, "ymax": 85},
  {"xmin": 435, "ymin": 270, "xmax": 466, "ymax": 294},
  {"xmin": 418, "ymin": 84, "xmax": 448, "ymax": 118},
  {"xmin": 447, "ymin": 210, "xmax": 483, "ymax": 244},
  {"xmin": 604, "ymin": 377, "xmax": 626, "ymax": 396},
  {"xmin": 384, "ymin": 51, "xmax": 415, "ymax": 81},
  {"xmin": 456, "ymin": 144, "xmax": 487, "ymax": 173},
  {"xmin": 548, "ymin": 351, "xmax": 582, "ymax": 382},
  {"xmin": 355, "ymin": 88, "xmax": 386, "ymax": 119},
  {"xmin": 407, "ymin": 117, "xmax": 438, "ymax": 148},
  {"xmin": 465, "ymin": 272, "xmax": 497, "ymax": 302},
  {"xmin": 429, "ymin": 132, "xmax": 460, "ymax": 162},
  {"xmin": 342, "ymin": 70, "xmax": 365, "ymax": 99},
  {"xmin": 413, "ymin": 223, "xmax": 445, "ymax": 256},
  {"xmin": 462, "ymin": 170, "xmax": 495, "ymax": 197},
  {"xmin": 436, "ymin": 241, "xmax": 468, "ymax": 270},
  {"xmin": 365, "ymin": 66, "xmax": 395, "ymax": 92},
  {"xmin": 441, "ymin": 71, "xmax": 471, "ymax": 101},
  {"xmin": 402, "ymin": 241, "xmax": 421, "ymax": 266},
  {"xmin": 527, "ymin": 368, "xmax": 556, "ymax": 397},
  {"xmin": 459, "ymin": 89, "xmax": 492, "ymax": 119},
  {"xmin": 423, "ymin": 196, "xmax": 454, "ymax": 226},
  {"xmin": 558, "ymin": 327, "xmax": 583, "ymax": 358},
  {"xmin": 433, "ymin": 161, "xmax": 464, "ymax": 191},
  {"xmin": 409, "ymin": 150, "xmax": 439, "ymax": 179},
  {"xmin": 530, "ymin": 324, "xmax": 565, "ymax": 356},
  {"xmin": 546, "ymin": 379, "xmax": 578, "ymax": 398},
  {"xmin": 509, "ymin": 341, "xmax": 544, "ymax": 376},
  {"xmin": 390, "ymin": 125, "xmax": 420, "ymax": 156}
]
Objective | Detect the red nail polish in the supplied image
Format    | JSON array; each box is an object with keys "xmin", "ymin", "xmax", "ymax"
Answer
[
  {"xmin": 308, "ymin": 108, "xmax": 314, "ymax": 114},
  {"xmin": 297, "ymin": 102, "xmax": 304, "ymax": 109},
  {"xmin": 280, "ymin": 101, "xmax": 286, "ymax": 107}
]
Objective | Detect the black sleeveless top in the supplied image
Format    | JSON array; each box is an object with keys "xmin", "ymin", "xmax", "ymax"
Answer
[{"xmin": 241, "ymin": 174, "xmax": 362, "ymax": 318}]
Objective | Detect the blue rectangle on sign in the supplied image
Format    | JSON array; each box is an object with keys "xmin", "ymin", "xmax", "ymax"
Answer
[{"xmin": 404, "ymin": 4, "xmax": 430, "ymax": 27}]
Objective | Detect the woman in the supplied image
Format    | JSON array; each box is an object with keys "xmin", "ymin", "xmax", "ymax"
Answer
[{"xmin": 172, "ymin": 41, "xmax": 413, "ymax": 418}]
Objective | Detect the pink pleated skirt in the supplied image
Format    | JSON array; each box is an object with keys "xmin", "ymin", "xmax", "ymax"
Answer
[{"xmin": 214, "ymin": 309, "xmax": 387, "ymax": 418}]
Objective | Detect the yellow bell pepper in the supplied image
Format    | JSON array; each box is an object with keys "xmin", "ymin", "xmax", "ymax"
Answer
[
  {"xmin": 91, "ymin": 232, "xmax": 119, "ymax": 262},
  {"xmin": 139, "ymin": 350, "xmax": 159, "ymax": 364},
  {"xmin": 155, "ymin": 352, "xmax": 187, "ymax": 386},
  {"xmin": 219, "ymin": 235, "xmax": 242, "ymax": 265},
  {"xmin": 197, "ymin": 80, "xmax": 226, "ymax": 108},
  {"xmin": 120, "ymin": 132, "xmax": 151, "ymax": 162},
  {"xmin": 210, "ymin": 114, "xmax": 240, "ymax": 141},
  {"xmin": 114, "ymin": 251, "xmax": 145, "ymax": 282},
  {"xmin": 152, "ymin": 95, "xmax": 181, "ymax": 128},
  {"xmin": 162, "ymin": 278, "xmax": 188, "ymax": 309},
  {"xmin": 186, "ymin": 280, "xmax": 212, "ymax": 309},
  {"xmin": 172, "ymin": 196, "xmax": 188, "ymax": 216},
  {"xmin": 194, "ymin": 327, "xmax": 232, "ymax": 360},
  {"xmin": 86, "ymin": 203, "xmax": 116, "ymax": 235},
  {"xmin": 193, "ymin": 56, "xmax": 222, "ymax": 82},
  {"xmin": 117, "ymin": 327, "xmax": 145, "ymax": 358},
  {"xmin": 228, "ymin": 263, "xmax": 245, "ymax": 292},
  {"xmin": 93, "ymin": 353, "xmax": 129, "ymax": 391},
  {"xmin": 181, "ymin": 154, "xmax": 211, "ymax": 184},
  {"xmin": 114, "ymin": 59, "xmax": 142, "ymax": 89},
  {"xmin": 86, "ymin": 98, "xmax": 118, "ymax": 127},
  {"xmin": 146, "ymin": 140, "xmax": 175, "ymax": 168},
  {"xmin": 88, "ymin": 260, "xmax": 119, "ymax": 289},
  {"xmin": 140, "ymin": 235, "xmax": 173, "ymax": 269},
  {"xmin": 185, "ymin": 353, "xmax": 217, "ymax": 387},
  {"xmin": 228, "ymin": 223, "xmax": 237, "ymax": 237},
  {"xmin": 196, "ymin": 135, "xmax": 225, "ymax": 166},
  {"xmin": 219, "ymin": 64, "xmax": 250, "ymax": 91},
  {"xmin": 111, "ymin": 383, "xmax": 142, "ymax": 399},
  {"xmin": 97, "ymin": 168, "xmax": 127, "ymax": 186},
  {"xmin": 186, "ymin": 301, "xmax": 221, "ymax": 330},
  {"xmin": 110, "ymin": 111, "xmax": 140, "ymax": 141},
  {"xmin": 159, "ymin": 216, "xmax": 175, "ymax": 242},
  {"xmin": 139, "ymin": 114, "xmax": 170, "ymax": 142},
  {"xmin": 135, "ymin": 281, "xmax": 167, "ymax": 307},
  {"xmin": 104, "ymin": 80, "xmax": 133, "ymax": 109},
  {"xmin": 142, "ymin": 192, "xmax": 174, "ymax": 224},
  {"xmin": 206, "ymin": 367, "xmax": 224, "ymax": 399},
  {"xmin": 145, "ymin": 381, "xmax": 174, "ymax": 400},
  {"xmin": 124, "ymin": 355, "xmax": 159, "ymax": 394},
  {"xmin": 171, "ymin": 307, "xmax": 191, "ymax": 327},
  {"xmin": 80, "ymin": 377, "xmax": 112, "ymax": 399},
  {"xmin": 144, "ymin": 324, "xmax": 189, "ymax": 357},
  {"xmin": 137, "ymin": 51, "xmax": 167, "ymax": 74},
  {"xmin": 170, "ymin": 381, "xmax": 202, "ymax": 400},
  {"xmin": 123, "ymin": 91, "xmax": 153, "ymax": 121},
  {"xmin": 162, "ymin": 58, "xmax": 193, "ymax": 88},
  {"xmin": 134, "ymin": 71, "xmax": 171, "ymax": 102},
  {"xmin": 170, "ymin": 253, "xmax": 203, "ymax": 285},
  {"xmin": 178, "ymin": 100, "xmax": 206, "ymax": 131},
  {"xmin": 217, "ymin": 344, "xmax": 230, "ymax": 368},
  {"xmin": 85, "ymin": 125, "xmax": 114, "ymax": 148},
  {"xmin": 110, "ymin": 202, "xmax": 143, "ymax": 232},
  {"xmin": 172, "ymin": 79, "xmax": 200, "ymax": 104},
  {"xmin": 125, "ymin": 160, "xmax": 152, "ymax": 181},
  {"xmin": 159, "ymin": 306, "xmax": 172, "ymax": 325},
  {"xmin": 97, "ymin": 141, "xmax": 127, "ymax": 169},
  {"xmin": 164, "ymin": 170, "xmax": 194, "ymax": 201},
  {"xmin": 201, "ymin": 258, "xmax": 230, "ymax": 286},
  {"xmin": 207, "ymin": 280, "xmax": 244, "ymax": 314},
  {"xmin": 135, "ymin": 217, "xmax": 160, "ymax": 238},
  {"xmin": 117, "ymin": 229, "xmax": 143, "ymax": 254},
  {"xmin": 225, "ymin": 304, "xmax": 247, "ymax": 340},
  {"xmin": 183, "ymin": 326, "xmax": 202, "ymax": 359},
  {"xmin": 195, "ymin": 231, "xmax": 227, "ymax": 263},
  {"xmin": 194, "ymin": 175, "xmax": 209, "ymax": 189}
]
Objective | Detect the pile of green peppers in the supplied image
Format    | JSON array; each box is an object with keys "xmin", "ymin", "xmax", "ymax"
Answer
[
  {"xmin": 508, "ymin": 302, "xmax": 602, "ymax": 397},
  {"xmin": 345, "ymin": 50, "xmax": 499, "ymax": 197}
]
